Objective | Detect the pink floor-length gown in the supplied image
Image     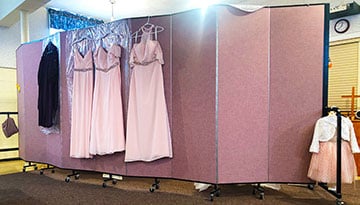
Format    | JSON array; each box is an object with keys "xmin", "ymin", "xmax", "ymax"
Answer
[
  {"xmin": 89, "ymin": 44, "xmax": 125, "ymax": 155},
  {"xmin": 70, "ymin": 49, "xmax": 93, "ymax": 158},
  {"xmin": 125, "ymin": 29, "xmax": 172, "ymax": 162}
]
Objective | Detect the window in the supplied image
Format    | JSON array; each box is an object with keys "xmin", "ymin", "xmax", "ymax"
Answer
[{"xmin": 48, "ymin": 8, "xmax": 104, "ymax": 31}]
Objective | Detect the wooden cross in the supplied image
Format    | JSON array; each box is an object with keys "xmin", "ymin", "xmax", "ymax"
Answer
[{"xmin": 341, "ymin": 86, "xmax": 360, "ymax": 120}]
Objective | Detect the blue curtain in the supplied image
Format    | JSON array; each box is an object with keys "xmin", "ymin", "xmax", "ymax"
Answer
[{"xmin": 48, "ymin": 8, "xmax": 104, "ymax": 30}]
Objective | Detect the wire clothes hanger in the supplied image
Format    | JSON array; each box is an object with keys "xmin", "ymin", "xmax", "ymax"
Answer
[
  {"xmin": 131, "ymin": 16, "xmax": 164, "ymax": 42},
  {"xmin": 98, "ymin": 32, "xmax": 124, "ymax": 45},
  {"xmin": 71, "ymin": 36, "xmax": 93, "ymax": 46},
  {"xmin": 71, "ymin": 34, "xmax": 96, "ymax": 58}
]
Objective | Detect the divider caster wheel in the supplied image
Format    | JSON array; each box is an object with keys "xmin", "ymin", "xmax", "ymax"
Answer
[
  {"xmin": 102, "ymin": 183, "xmax": 107, "ymax": 188},
  {"xmin": 34, "ymin": 167, "xmax": 38, "ymax": 170},
  {"xmin": 22, "ymin": 168, "xmax": 25, "ymax": 172},
  {"xmin": 51, "ymin": 169, "xmax": 55, "ymax": 173},
  {"xmin": 336, "ymin": 199, "xmax": 345, "ymax": 205},
  {"xmin": 150, "ymin": 184, "xmax": 159, "ymax": 192},
  {"xmin": 65, "ymin": 177, "xmax": 70, "ymax": 183},
  {"xmin": 210, "ymin": 187, "xmax": 220, "ymax": 201},
  {"xmin": 215, "ymin": 190, "xmax": 220, "ymax": 197},
  {"xmin": 308, "ymin": 184, "xmax": 314, "ymax": 190},
  {"xmin": 112, "ymin": 180, "xmax": 117, "ymax": 185},
  {"xmin": 149, "ymin": 182, "xmax": 159, "ymax": 192},
  {"xmin": 210, "ymin": 193, "xmax": 214, "ymax": 201},
  {"xmin": 210, "ymin": 193, "xmax": 220, "ymax": 201},
  {"xmin": 259, "ymin": 192, "xmax": 264, "ymax": 200},
  {"xmin": 40, "ymin": 170, "xmax": 44, "ymax": 175},
  {"xmin": 75, "ymin": 174, "xmax": 80, "ymax": 180}
]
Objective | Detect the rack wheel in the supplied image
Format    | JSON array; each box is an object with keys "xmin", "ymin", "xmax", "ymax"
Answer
[
  {"xmin": 308, "ymin": 184, "xmax": 314, "ymax": 190},
  {"xmin": 149, "ymin": 187, "xmax": 155, "ymax": 192},
  {"xmin": 75, "ymin": 174, "xmax": 80, "ymax": 180},
  {"xmin": 40, "ymin": 170, "xmax": 44, "ymax": 175},
  {"xmin": 210, "ymin": 193, "xmax": 214, "ymax": 201},
  {"xmin": 22, "ymin": 168, "xmax": 25, "ymax": 172},
  {"xmin": 65, "ymin": 177, "xmax": 70, "ymax": 183},
  {"xmin": 155, "ymin": 184, "xmax": 160, "ymax": 189},
  {"xmin": 215, "ymin": 189, "xmax": 220, "ymax": 197},
  {"xmin": 51, "ymin": 169, "xmax": 55, "ymax": 173},
  {"xmin": 34, "ymin": 167, "xmax": 38, "ymax": 170},
  {"xmin": 102, "ymin": 183, "xmax": 107, "ymax": 188},
  {"xmin": 259, "ymin": 192, "xmax": 264, "ymax": 200},
  {"xmin": 112, "ymin": 180, "xmax": 117, "ymax": 185},
  {"xmin": 252, "ymin": 188, "xmax": 256, "ymax": 195},
  {"xmin": 336, "ymin": 199, "xmax": 345, "ymax": 205}
]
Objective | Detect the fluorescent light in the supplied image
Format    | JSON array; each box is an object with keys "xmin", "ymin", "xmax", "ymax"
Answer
[{"xmin": 189, "ymin": 0, "xmax": 221, "ymax": 9}]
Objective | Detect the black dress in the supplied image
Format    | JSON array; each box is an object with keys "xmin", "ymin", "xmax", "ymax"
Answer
[{"xmin": 37, "ymin": 41, "xmax": 59, "ymax": 128}]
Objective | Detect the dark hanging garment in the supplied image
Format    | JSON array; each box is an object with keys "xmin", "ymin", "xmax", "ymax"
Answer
[{"xmin": 37, "ymin": 41, "xmax": 59, "ymax": 128}]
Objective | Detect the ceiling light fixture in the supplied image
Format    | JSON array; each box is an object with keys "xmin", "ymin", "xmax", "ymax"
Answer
[{"xmin": 109, "ymin": 0, "xmax": 116, "ymax": 21}]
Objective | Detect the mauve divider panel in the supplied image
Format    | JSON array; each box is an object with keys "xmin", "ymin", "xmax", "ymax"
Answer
[
  {"xmin": 16, "ymin": 44, "xmax": 29, "ymax": 159},
  {"xmin": 269, "ymin": 5, "xmax": 324, "ymax": 182},
  {"xmin": 171, "ymin": 9, "xmax": 217, "ymax": 183},
  {"xmin": 16, "ymin": 43, "xmax": 39, "ymax": 160},
  {"xmin": 16, "ymin": 40, "xmax": 62, "ymax": 166},
  {"xmin": 217, "ymin": 6, "xmax": 270, "ymax": 184},
  {"xmin": 125, "ymin": 16, "xmax": 172, "ymax": 178}
]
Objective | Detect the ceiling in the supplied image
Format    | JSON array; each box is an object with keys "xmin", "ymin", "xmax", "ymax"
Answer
[{"xmin": 1, "ymin": 0, "xmax": 360, "ymax": 27}]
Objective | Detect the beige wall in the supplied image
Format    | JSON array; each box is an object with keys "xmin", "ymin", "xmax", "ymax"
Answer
[
  {"xmin": 0, "ymin": 68, "xmax": 18, "ymax": 159},
  {"xmin": 0, "ymin": 7, "xmax": 48, "ymax": 68}
]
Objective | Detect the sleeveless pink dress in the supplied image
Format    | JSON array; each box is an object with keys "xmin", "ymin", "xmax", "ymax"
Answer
[
  {"xmin": 70, "ymin": 49, "xmax": 93, "ymax": 158},
  {"xmin": 125, "ymin": 29, "xmax": 172, "ymax": 162},
  {"xmin": 89, "ymin": 44, "xmax": 125, "ymax": 155}
]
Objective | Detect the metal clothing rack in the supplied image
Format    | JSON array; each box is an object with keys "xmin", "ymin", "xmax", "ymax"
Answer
[
  {"xmin": 0, "ymin": 112, "xmax": 20, "ymax": 161},
  {"xmin": 318, "ymin": 106, "xmax": 344, "ymax": 205}
]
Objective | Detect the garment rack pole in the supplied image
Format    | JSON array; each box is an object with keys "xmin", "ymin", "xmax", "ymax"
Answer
[
  {"xmin": 319, "ymin": 107, "xmax": 343, "ymax": 205},
  {"xmin": 335, "ymin": 109, "xmax": 342, "ymax": 203}
]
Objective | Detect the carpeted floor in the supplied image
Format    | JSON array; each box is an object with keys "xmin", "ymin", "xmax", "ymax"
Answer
[{"xmin": 0, "ymin": 168, "xmax": 359, "ymax": 205}]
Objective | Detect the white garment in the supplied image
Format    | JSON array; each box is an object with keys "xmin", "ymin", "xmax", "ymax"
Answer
[
  {"xmin": 309, "ymin": 115, "xmax": 360, "ymax": 153},
  {"xmin": 261, "ymin": 184, "xmax": 281, "ymax": 191}
]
